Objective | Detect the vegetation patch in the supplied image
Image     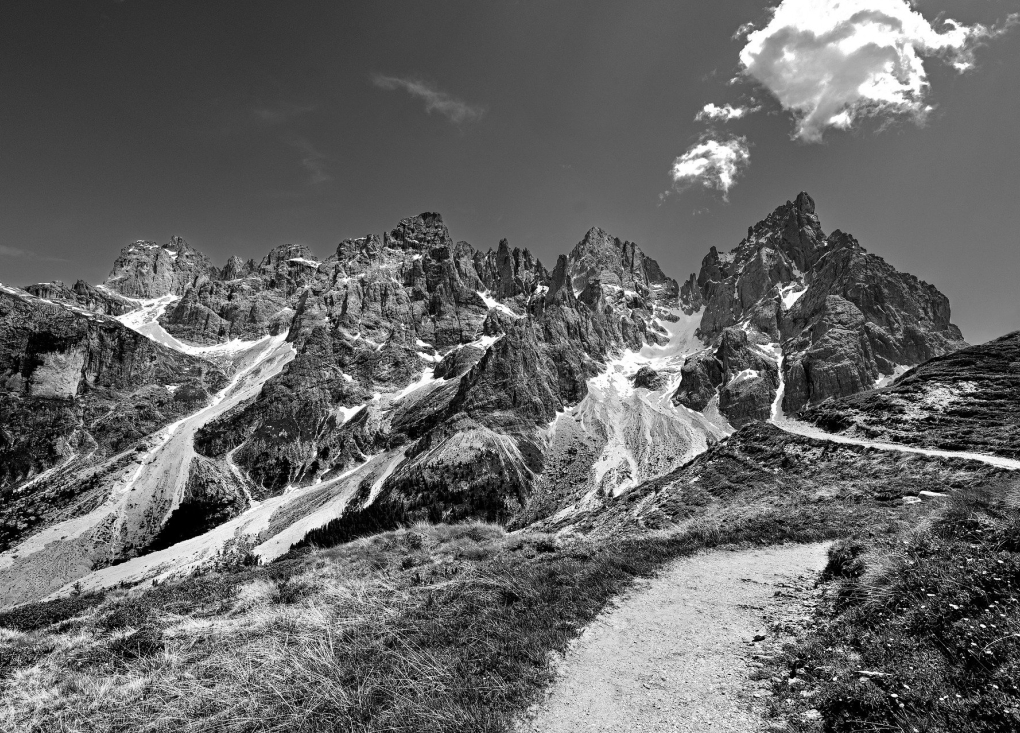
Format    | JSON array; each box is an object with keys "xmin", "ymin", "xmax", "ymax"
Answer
[{"xmin": 762, "ymin": 478, "xmax": 1020, "ymax": 732}]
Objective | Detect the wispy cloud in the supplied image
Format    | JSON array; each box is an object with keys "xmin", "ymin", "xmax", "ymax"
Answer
[
  {"xmin": 739, "ymin": 0, "xmax": 1019, "ymax": 142},
  {"xmin": 285, "ymin": 137, "xmax": 331, "ymax": 184},
  {"xmin": 371, "ymin": 74, "xmax": 485, "ymax": 124},
  {"xmin": 668, "ymin": 136, "xmax": 750, "ymax": 201},
  {"xmin": 0, "ymin": 244, "xmax": 67, "ymax": 261},
  {"xmin": 253, "ymin": 102, "xmax": 318, "ymax": 126},
  {"xmin": 694, "ymin": 103, "xmax": 760, "ymax": 123}
]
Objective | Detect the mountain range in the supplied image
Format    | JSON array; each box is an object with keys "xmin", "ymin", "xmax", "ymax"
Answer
[{"xmin": 0, "ymin": 192, "xmax": 991, "ymax": 608}]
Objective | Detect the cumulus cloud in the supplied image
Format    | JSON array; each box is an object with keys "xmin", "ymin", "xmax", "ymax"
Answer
[
  {"xmin": 372, "ymin": 74, "xmax": 485, "ymax": 124},
  {"xmin": 669, "ymin": 137, "xmax": 750, "ymax": 201},
  {"xmin": 739, "ymin": 0, "xmax": 1017, "ymax": 142},
  {"xmin": 694, "ymin": 102, "xmax": 759, "ymax": 122}
]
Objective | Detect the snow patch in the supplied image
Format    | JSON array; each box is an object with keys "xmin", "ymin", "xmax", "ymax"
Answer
[
  {"xmin": 730, "ymin": 368, "xmax": 759, "ymax": 384},
  {"xmin": 392, "ymin": 368, "xmax": 440, "ymax": 400},
  {"xmin": 335, "ymin": 403, "xmax": 365, "ymax": 425},
  {"xmin": 781, "ymin": 284, "xmax": 807, "ymax": 310},
  {"xmin": 114, "ymin": 296, "xmax": 283, "ymax": 361},
  {"xmin": 874, "ymin": 364, "xmax": 910, "ymax": 389},
  {"xmin": 477, "ymin": 291, "xmax": 522, "ymax": 318},
  {"xmin": 637, "ymin": 307, "xmax": 705, "ymax": 365},
  {"xmin": 764, "ymin": 343, "xmax": 785, "ymax": 422}
]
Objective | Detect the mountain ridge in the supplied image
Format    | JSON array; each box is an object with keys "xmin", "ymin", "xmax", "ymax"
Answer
[{"xmin": 0, "ymin": 193, "xmax": 970, "ymax": 607}]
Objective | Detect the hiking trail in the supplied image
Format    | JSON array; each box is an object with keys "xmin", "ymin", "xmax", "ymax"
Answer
[{"xmin": 523, "ymin": 543, "xmax": 829, "ymax": 732}]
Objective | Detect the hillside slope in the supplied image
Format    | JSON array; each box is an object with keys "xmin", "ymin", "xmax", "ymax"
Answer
[{"xmin": 801, "ymin": 331, "xmax": 1020, "ymax": 459}]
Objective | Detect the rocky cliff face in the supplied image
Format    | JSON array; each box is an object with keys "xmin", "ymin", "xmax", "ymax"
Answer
[{"xmin": 674, "ymin": 192, "xmax": 966, "ymax": 421}]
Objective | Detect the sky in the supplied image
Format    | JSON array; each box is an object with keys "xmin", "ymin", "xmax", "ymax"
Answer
[{"xmin": 1, "ymin": 0, "xmax": 1018, "ymax": 344}]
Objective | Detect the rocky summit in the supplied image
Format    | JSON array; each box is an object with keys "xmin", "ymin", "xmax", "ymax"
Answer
[
  {"xmin": 0, "ymin": 194, "xmax": 971, "ymax": 607},
  {"xmin": 675, "ymin": 192, "xmax": 966, "ymax": 421}
]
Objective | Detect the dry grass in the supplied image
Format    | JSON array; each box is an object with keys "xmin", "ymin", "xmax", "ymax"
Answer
[{"xmin": 0, "ymin": 507, "xmax": 851, "ymax": 733}]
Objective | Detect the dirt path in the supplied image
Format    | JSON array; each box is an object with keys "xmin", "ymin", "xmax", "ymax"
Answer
[{"xmin": 523, "ymin": 543, "xmax": 829, "ymax": 733}]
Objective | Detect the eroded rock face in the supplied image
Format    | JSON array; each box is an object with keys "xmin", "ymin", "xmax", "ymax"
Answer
[
  {"xmin": 186, "ymin": 214, "xmax": 688, "ymax": 533},
  {"xmin": 145, "ymin": 456, "xmax": 250, "ymax": 552},
  {"xmin": 779, "ymin": 231, "xmax": 965, "ymax": 412},
  {"xmin": 677, "ymin": 192, "xmax": 966, "ymax": 416},
  {"xmin": 673, "ymin": 327, "xmax": 778, "ymax": 426}
]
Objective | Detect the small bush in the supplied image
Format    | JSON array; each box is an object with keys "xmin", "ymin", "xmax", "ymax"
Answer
[{"xmin": 822, "ymin": 538, "xmax": 868, "ymax": 580}]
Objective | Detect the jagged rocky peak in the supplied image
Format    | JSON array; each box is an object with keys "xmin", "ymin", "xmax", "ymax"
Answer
[
  {"xmin": 681, "ymin": 192, "xmax": 823, "ymax": 339},
  {"xmin": 384, "ymin": 212, "xmax": 453, "ymax": 251},
  {"xmin": 259, "ymin": 243, "xmax": 319, "ymax": 267},
  {"xmin": 104, "ymin": 235, "xmax": 218, "ymax": 299},
  {"xmin": 748, "ymin": 191, "xmax": 825, "ymax": 274},
  {"xmin": 696, "ymin": 192, "xmax": 823, "ymax": 284},
  {"xmin": 479, "ymin": 239, "xmax": 549, "ymax": 300},
  {"xmin": 219, "ymin": 255, "xmax": 254, "ymax": 280},
  {"xmin": 567, "ymin": 226, "xmax": 679, "ymax": 307},
  {"xmin": 335, "ymin": 233, "xmax": 383, "ymax": 263},
  {"xmin": 673, "ymin": 191, "xmax": 967, "ymax": 421}
]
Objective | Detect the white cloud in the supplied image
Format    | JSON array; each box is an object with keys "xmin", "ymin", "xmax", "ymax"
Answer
[
  {"xmin": 372, "ymin": 75, "xmax": 485, "ymax": 124},
  {"xmin": 732, "ymin": 21, "xmax": 757, "ymax": 41},
  {"xmin": 695, "ymin": 103, "xmax": 759, "ymax": 122},
  {"xmin": 669, "ymin": 137, "xmax": 750, "ymax": 200},
  {"xmin": 739, "ymin": 0, "xmax": 1017, "ymax": 142}
]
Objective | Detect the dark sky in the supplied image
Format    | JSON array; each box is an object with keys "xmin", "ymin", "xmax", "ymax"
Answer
[{"xmin": 2, "ymin": 0, "xmax": 1017, "ymax": 343}]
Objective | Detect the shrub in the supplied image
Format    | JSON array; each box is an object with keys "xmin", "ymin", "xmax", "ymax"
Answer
[{"xmin": 821, "ymin": 538, "xmax": 868, "ymax": 580}]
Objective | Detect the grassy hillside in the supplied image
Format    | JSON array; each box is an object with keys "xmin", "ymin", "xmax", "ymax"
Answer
[
  {"xmin": 763, "ymin": 478, "xmax": 1020, "ymax": 732},
  {"xmin": 803, "ymin": 332, "xmax": 1020, "ymax": 460}
]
